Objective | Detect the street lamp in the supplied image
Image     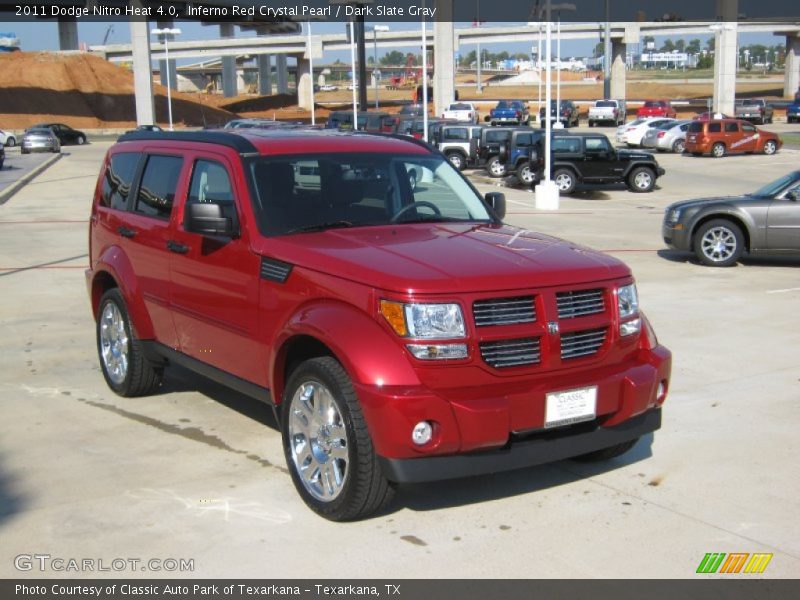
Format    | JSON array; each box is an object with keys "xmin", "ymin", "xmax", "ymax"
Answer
[
  {"xmin": 151, "ymin": 27, "xmax": 181, "ymax": 131},
  {"xmin": 371, "ymin": 25, "xmax": 390, "ymax": 108},
  {"xmin": 551, "ymin": 3, "xmax": 576, "ymax": 130}
]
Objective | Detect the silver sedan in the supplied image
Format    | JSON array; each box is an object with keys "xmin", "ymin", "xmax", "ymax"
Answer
[
  {"xmin": 21, "ymin": 127, "xmax": 61, "ymax": 154},
  {"xmin": 641, "ymin": 120, "xmax": 692, "ymax": 154}
]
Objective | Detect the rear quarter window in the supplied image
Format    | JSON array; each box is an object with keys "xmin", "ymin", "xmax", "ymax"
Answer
[
  {"xmin": 688, "ymin": 122, "xmax": 703, "ymax": 133},
  {"xmin": 101, "ymin": 152, "xmax": 140, "ymax": 211}
]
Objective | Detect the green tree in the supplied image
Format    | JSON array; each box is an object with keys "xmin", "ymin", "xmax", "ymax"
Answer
[
  {"xmin": 660, "ymin": 39, "xmax": 676, "ymax": 52},
  {"xmin": 675, "ymin": 39, "xmax": 685, "ymax": 52},
  {"xmin": 687, "ymin": 39, "xmax": 701, "ymax": 54},
  {"xmin": 705, "ymin": 37, "xmax": 715, "ymax": 52},
  {"xmin": 380, "ymin": 50, "xmax": 406, "ymax": 66},
  {"xmin": 593, "ymin": 41, "xmax": 604, "ymax": 57},
  {"xmin": 461, "ymin": 49, "xmax": 477, "ymax": 67}
]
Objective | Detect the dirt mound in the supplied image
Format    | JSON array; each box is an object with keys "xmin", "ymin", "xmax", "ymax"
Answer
[
  {"xmin": 218, "ymin": 93, "xmax": 298, "ymax": 114},
  {"xmin": 0, "ymin": 52, "xmax": 236, "ymax": 129}
]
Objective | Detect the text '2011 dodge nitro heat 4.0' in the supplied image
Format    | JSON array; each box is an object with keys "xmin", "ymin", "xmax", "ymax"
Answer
[{"xmin": 86, "ymin": 130, "xmax": 671, "ymax": 521}]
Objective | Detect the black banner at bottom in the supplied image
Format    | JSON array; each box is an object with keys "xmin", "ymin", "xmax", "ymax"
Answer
[{"xmin": 2, "ymin": 580, "xmax": 800, "ymax": 600}]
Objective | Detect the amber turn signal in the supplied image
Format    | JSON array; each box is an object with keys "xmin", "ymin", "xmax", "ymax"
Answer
[{"xmin": 380, "ymin": 300, "xmax": 407, "ymax": 337}]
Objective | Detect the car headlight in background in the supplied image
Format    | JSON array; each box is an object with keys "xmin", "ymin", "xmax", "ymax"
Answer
[
  {"xmin": 666, "ymin": 208, "xmax": 682, "ymax": 223},
  {"xmin": 617, "ymin": 284, "xmax": 641, "ymax": 337}
]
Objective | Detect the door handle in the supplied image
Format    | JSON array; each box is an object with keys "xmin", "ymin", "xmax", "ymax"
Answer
[
  {"xmin": 167, "ymin": 240, "xmax": 189, "ymax": 254},
  {"xmin": 118, "ymin": 226, "xmax": 136, "ymax": 238}
]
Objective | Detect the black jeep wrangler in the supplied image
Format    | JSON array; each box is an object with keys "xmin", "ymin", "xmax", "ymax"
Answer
[{"xmin": 530, "ymin": 133, "xmax": 665, "ymax": 194}]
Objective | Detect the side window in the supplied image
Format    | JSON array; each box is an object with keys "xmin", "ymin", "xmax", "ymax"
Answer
[
  {"xmin": 708, "ymin": 123, "xmax": 722, "ymax": 133},
  {"xmin": 585, "ymin": 137, "xmax": 611, "ymax": 152},
  {"xmin": 471, "ymin": 128, "xmax": 482, "ymax": 139},
  {"xmin": 724, "ymin": 122, "xmax": 739, "ymax": 133},
  {"xmin": 101, "ymin": 152, "xmax": 140, "ymax": 211},
  {"xmin": 515, "ymin": 133, "xmax": 533, "ymax": 147},
  {"xmin": 188, "ymin": 160, "xmax": 234, "ymax": 205},
  {"xmin": 741, "ymin": 123, "xmax": 756, "ymax": 133},
  {"xmin": 444, "ymin": 128, "xmax": 468, "ymax": 141},
  {"xmin": 552, "ymin": 137, "xmax": 581, "ymax": 154},
  {"xmin": 134, "ymin": 155, "xmax": 183, "ymax": 220}
]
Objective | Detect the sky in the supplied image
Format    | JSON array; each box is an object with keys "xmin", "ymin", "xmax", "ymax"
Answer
[{"xmin": 0, "ymin": 20, "xmax": 780, "ymax": 66}]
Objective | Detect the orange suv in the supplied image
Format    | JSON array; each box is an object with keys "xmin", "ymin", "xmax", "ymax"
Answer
[{"xmin": 685, "ymin": 119, "xmax": 781, "ymax": 158}]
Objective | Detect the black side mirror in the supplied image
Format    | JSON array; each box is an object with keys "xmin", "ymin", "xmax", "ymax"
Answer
[
  {"xmin": 185, "ymin": 202, "xmax": 234, "ymax": 237},
  {"xmin": 485, "ymin": 192, "xmax": 506, "ymax": 220}
]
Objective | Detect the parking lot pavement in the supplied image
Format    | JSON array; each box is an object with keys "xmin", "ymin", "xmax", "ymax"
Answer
[
  {"xmin": 0, "ymin": 142, "xmax": 799, "ymax": 579},
  {"xmin": 0, "ymin": 148, "xmax": 63, "ymax": 203}
]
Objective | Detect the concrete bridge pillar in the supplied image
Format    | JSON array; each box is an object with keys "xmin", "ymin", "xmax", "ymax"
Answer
[
  {"xmin": 433, "ymin": 0, "xmax": 455, "ymax": 116},
  {"xmin": 58, "ymin": 21, "xmax": 79, "ymax": 51},
  {"xmin": 257, "ymin": 54, "xmax": 273, "ymax": 95},
  {"xmin": 129, "ymin": 18, "xmax": 155, "ymax": 126},
  {"xmin": 296, "ymin": 58, "xmax": 312, "ymax": 110},
  {"xmin": 220, "ymin": 23, "xmax": 237, "ymax": 98},
  {"xmin": 712, "ymin": 0, "xmax": 738, "ymax": 115},
  {"xmin": 610, "ymin": 39, "xmax": 626, "ymax": 101},
  {"xmin": 276, "ymin": 55, "xmax": 289, "ymax": 94},
  {"xmin": 785, "ymin": 35, "xmax": 800, "ymax": 99}
]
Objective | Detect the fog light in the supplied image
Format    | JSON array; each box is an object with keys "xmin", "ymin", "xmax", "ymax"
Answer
[
  {"xmin": 620, "ymin": 318, "xmax": 641, "ymax": 337},
  {"xmin": 411, "ymin": 421, "xmax": 433, "ymax": 446}
]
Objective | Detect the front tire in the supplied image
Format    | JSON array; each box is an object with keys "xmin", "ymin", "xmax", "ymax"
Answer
[
  {"xmin": 762, "ymin": 140, "xmax": 777, "ymax": 155},
  {"xmin": 97, "ymin": 288, "xmax": 162, "ymax": 396},
  {"xmin": 282, "ymin": 357, "xmax": 395, "ymax": 521},
  {"xmin": 76, "ymin": 135, "xmax": 86, "ymax": 145},
  {"xmin": 518, "ymin": 163, "xmax": 536, "ymax": 185},
  {"xmin": 627, "ymin": 166, "xmax": 656, "ymax": 193},
  {"xmin": 693, "ymin": 219, "xmax": 744, "ymax": 267},
  {"xmin": 711, "ymin": 142, "xmax": 726, "ymax": 158},
  {"xmin": 553, "ymin": 168, "xmax": 577, "ymax": 194}
]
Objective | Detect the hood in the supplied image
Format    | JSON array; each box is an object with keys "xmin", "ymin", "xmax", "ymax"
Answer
[
  {"xmin": 617, "ymin": 149, "xmax": 654, "ymax": 161},
  {"xmin": 666, "ymin": 195, "xmax": 754, "ymax": 212},
  {"xmin": 257, "ymin": 223, "xmax": 630, "ymax": 295}
]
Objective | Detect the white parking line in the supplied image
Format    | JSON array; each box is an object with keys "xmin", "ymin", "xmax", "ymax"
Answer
[{"xmin": 766, "ymin": 287, "xmax": 800, "ymax": 294}]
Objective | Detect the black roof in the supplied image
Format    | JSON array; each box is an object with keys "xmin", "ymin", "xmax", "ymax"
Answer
[{"xmin": 116, "ymin": 130, "xmax": 259, "ymax": 154}]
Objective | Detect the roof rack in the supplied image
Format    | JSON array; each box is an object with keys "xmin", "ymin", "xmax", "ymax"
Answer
[{"xmin": 116, "ymin": 130, "xmax": 258, "ymax": 154}]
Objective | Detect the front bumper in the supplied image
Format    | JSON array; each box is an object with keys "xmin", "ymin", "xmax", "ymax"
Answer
[
  {"xmin": 356, "ymin": 343, "xmax": 671, "ymax": 481},
  {"xmin": 662, "ymin": 221, "xmax": 692, "ymax": 250},
  {"xmin": 380, "ymin": 408, "xmax": 661, "ymax": 483}
]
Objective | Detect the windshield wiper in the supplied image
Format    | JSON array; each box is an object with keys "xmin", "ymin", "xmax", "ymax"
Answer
[
  {"xmin": 285, "ymin": 221, "xmax": 354, "ymax": 235},
  {"xmin": 396, "ymin": 215, "xmax": 465, "ymax": 225}
]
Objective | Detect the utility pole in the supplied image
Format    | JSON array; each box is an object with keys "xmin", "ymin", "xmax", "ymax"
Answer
[{"xmin": 603, "ymin": 0, "xmax": 611, "ymax": 98}]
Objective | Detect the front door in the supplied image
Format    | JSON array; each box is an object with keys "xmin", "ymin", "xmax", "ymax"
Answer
[
  {"xmin": 167, "ymin": 153, "xmax": 265, "ymax": 386},
  {"xmin": 766, "ymin": 183, "xmax": 800, "ymax": 250},
  {"xmin": 582, "ymin": 136, "xmax": 618, "ymax": 182}
]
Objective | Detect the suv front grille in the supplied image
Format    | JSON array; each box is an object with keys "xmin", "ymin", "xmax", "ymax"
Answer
[
  {"xmin": 473, "ymin": 296, "xmax": 536, "ymax": 327},
  {"xmin": 556, "ymin": 289, "xmax": 604, "ymax": 319},
  {"xmin": 480, "ymin": 337, "xmax": 541, "ymax": 368},
  {"xmin": 561, "ymin": 328, "xmax": 606, "ymax": 360}
]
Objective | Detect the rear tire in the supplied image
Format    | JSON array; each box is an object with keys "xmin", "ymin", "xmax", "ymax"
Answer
[
  {"xmin": 445, "ymin": 151, "xmax": 465, "ymax": 171},
  {"xmin": 518, "ymin": 163, "xmax": 536, "ymax": 185},
  {"xmin": 5, "ymin": 136, "xmax": 15, "ymax": 147},
  {"xmin": 76, "ymin": 135, "xmax": 86, "ymax": 145},
  {"xmin": 762, "ymin": 140, "xmax": 777, "ymax": 156},
  {"xmin": 97, "ymin": 288, "xmax": 162, "ymax": 397},
  {"xmin": 487, "ymin": 156, "xmax": 506, "ymax": 178},
  {"xmin": 573, "ymin": 438, "xmax": 639, "ymax": 462},
  {"xmin": 711, "ymin": 142, "xmax": 726, "ymax": 158},
  {"xmin": 553, "ymin": 168, "xmax": 577, "ymax": 195},
  {"xmin": 281, "ymin": 357, "xmax": 395, "ymax": 521},
  {"xmin": 672, "ymin": 139, "xmax": 685, "ymax": 154}
]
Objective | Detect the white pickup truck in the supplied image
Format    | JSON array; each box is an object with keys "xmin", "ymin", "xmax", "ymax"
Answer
[
  {"xmin": 588, "ymin": 99, "xmax": 627, "ymax": 127},
  {"xmin": 441, "ymin": 102, "xmax": 479, "ymax": 124}
]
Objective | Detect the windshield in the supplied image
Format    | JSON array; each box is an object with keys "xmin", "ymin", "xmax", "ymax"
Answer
[
  {"xmin": 248, "ymin": 153, "xmax": 493, "ymax": 236},
  {"xmin": 596, "ymin": 101, "xmax": 616, "ymax": 107},
  {"xmin": 644, "ymin": 101, "xmax": 664, "ymax": 108},
  {"xmin": 496, "ymin": 101, "xmax": 510, "ymax": 109},
  {"xmin": 740, "ymin": 99, "xmax": 762, "ymax": 106},
  {"xmin": 751, "ymin": 173, "xmax": 800, "ymax": 198},
  {"xmin": 449, "ymin": 103, "xmax": 472, "ymax": 111}
]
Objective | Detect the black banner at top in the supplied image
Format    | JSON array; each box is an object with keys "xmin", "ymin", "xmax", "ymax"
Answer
[{"xmin": 0, "ymin": 0, "xmax": 799, "ymax": 23}]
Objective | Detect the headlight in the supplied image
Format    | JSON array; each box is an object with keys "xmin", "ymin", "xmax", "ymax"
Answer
[
  {"xmin": 666, "ymin": 208, "xmax": 682, "ymax": 223},
  {"xmin": 380, "ymin": 300, "xmax": 466, "ymax": 339},
  {"xmin": 617, "ymin": 284, "xmax": 639, "ymax": 319}
]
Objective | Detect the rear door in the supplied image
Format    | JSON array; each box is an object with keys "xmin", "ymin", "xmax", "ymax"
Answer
[
  {"xmin": 167, "ymin": 151, "xmax": 264, "ymax": 384},
  {"xmin": 120, "ymin": 152, "xmax": 184, "ymax": 348},
  {"xmin": 723, "ymin": 121, "xmax": 745, "ymax": 154}
]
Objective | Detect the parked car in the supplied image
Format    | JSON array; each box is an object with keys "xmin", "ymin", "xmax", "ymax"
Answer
[
  {"xmin": 532, "ymin": 132, "xmax": 665, "ymax": 194},
  {"xmin": 588, "ymin": 99, "xmax": 626, "ymax": 127},
  {"xmin": 0, "ymin": 143, "xmax": 4, "ymax": 170},
  {"xmin": 0, "ymin": 128, "xmax": 16, "ymax": 147},
  {"xmin": 636, "ymin": 100, "xmax": 677, "ymax": 119},
  {"xmin": 641, "ymin": 120, "xmax": 692, "ymax": 154},
  {"xmin": 539, "ymin": 100, "xmax": 580, "ymax": 128},
  {"xmin": 409, "ymin": 118, "xmax": 455, "ymax": 144},
  {"xmin": 21, "ymin": 127, "xmax": 61, "ymax": 154},
  {"xmin": 441, "ymin": 102, "xmax": 479, "ymax": 124},
  {"xmin": 734, "ymin": 98, "xmax": 774, "ymax": 125},
  {"xmin": 438, "ymin": 123, "xmax": 484, "ymax": 170},
  {"xmin": 324, "ymin": 111, "xmax": 356, "ymax": 130},
  {"xmin": 786, "ymin": 100, "xmax": 800, "ymax": 124},
  {"xmin": 502, "ymin": 129, "xmax": 546, "ymax": 185},
  {"xmin": 355, "ymin": 111, "xmax": 391, "ymax": 133},
  {"xmin": 88, "ymin": 129, "xmax": 671, "ymax": 520},
  {"xmin": 31, "ymin": 123, "xmax": 86, "ymax": 145},
  {"xmin": 692, "ymin": 111, "xmax": 733, "ymax": 121},
  {"xmin": 684, "ymin": 119, "xmax": 782, "ymax": 157},
  {"xmin": 477, "ymin": 126, "xmax": 531, "ymax": 177},
  {"xmin": 663, "ymin": 170, "xmax": 800, "ymax": 266},
  {"xmin": 615, "ymin": 117, "xmax": 675, "ymax": 147},
  {"xmin": 399, "ymin": 104, "xmax": 425, "ymax": 117},
  {"xmin": 490, "ymin": 100, "xmax": 529, "ymax": 126},
  {"xmin": 320, "ymin": 84, "xmax": 339, "ymax": 92}
]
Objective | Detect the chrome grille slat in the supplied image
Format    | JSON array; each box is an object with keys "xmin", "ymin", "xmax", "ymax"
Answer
[
  {"xmin": 561, "ymin": 328, "xmax": 607, "ymax": 360},
  {"xmin": 473, "ymin": 296, "xmax": 536, "ymax": 327},
  {"xmin": 480, "ymin": 337, "xmax": 541, "ymax": 368},
  {"xmin": 556, "ymin": 289, "xmax": 605, "ymax": 319}
]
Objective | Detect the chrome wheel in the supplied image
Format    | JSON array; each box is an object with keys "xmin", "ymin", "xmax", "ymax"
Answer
[
  {"xmin": 701, "ymin": 226, "xmax": 737, "ymax": 263},
  {"xmin": 488, "ymin": 158, "xmax": 506, "ymax": 177},
  {"xmin": 519, "ymin": 164, "xmax": 535, "ymax": 184},
  {"xmin": 673, "ymin": 139, "xmax": 685, "ymax": 153},
  {"xmin": 99, "ymin": 302, "xmax": 129, "ymax": 385},
  {"xmin": 712, "ymin": 143, "xmax": 725, "ymax": 158},
  {"xmin": 633, "ymin": 170, "xmax": 653, "ymax": 190},
  {"xmin": 288, "ymin": 380, "xmax": 349, "ymax": 502},
  {"xmin": 555, "ymin": 172, "xmax": 573, "ymax": 191},
  {"xmin": 763, "ymin": 140, "xmax": 777, "ymax": 155}
]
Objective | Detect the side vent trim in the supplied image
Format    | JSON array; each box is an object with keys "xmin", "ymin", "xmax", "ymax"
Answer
[{"xmin": 260, "ymin": 257, "xmax": 293, "ymax": 283}]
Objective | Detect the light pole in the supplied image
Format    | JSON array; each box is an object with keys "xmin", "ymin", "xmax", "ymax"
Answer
[
  {"xmin": 307, "ymin": 21, "xmax": 315, "ymax": 126},
  {"xmin": 422, "ymin": 2, "xmax": 428, "ymax": 142},
  {"xmin": 551, "ymin": 3, "xmax": 576, "ymax": 130},
  {"xmin": 151, "ymin": 27, "xmax": 181, "ymax": 131},
  {"xmin": 371, "ymin": 25, "xmax": 389, "ymax": 108}
]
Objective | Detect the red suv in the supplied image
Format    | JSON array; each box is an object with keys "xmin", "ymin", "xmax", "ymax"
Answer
[
  {"xmin": 86, "ymin": 130, "xmax": 671, "ymax": 520},
  {"xmin": 637, "ymin": 100, "xmax": 677, "ymax": 119}
]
